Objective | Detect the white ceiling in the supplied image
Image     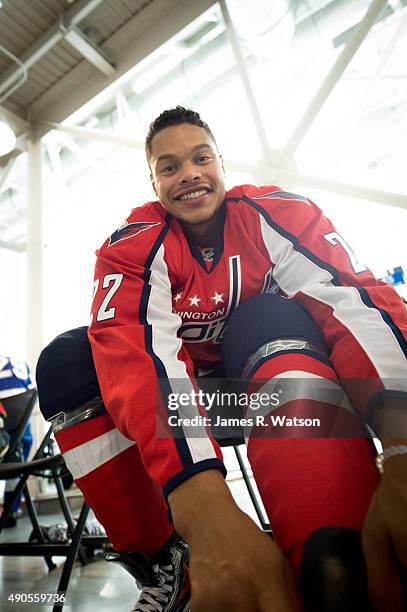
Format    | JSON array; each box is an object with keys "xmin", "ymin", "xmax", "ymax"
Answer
[
  {"xmin": 0, "ymin": 0, "xmax": 216, "ymax": 162},
  {"xmin": 0, "ymin": 0, "xmax": 406, "ymax": 254}
]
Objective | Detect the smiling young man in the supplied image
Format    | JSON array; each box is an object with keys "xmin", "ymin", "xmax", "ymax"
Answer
[
  {"xmin": 38, "ymin": 107, "xmax": 407, "ymax": 612},
  {"xmin": 148, "ymin": 121, "xmax": 225, "ymax": 246}
]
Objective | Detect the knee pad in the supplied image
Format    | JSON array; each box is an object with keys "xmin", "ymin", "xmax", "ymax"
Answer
[
  {"xmin": 300, "ymin": 527, "xmax": 373, "ymax": 612},
  {"xmin": 49, "ymin": 396, "xmax": 107, "ymax": 433},
  {"xmin": 221, "ymin": 294, "xmax": 328, "ymax": 379}
]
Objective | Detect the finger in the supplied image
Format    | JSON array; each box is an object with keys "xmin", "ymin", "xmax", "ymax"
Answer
[
  {"xmin": 362, "ymin": 504, "xmax": 402, "ymax": 612},
  {"xmin": 363, "ymin": 534, "xmax": 401, "ymax": 611}
]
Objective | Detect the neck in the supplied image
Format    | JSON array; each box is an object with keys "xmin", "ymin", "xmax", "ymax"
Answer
[{"xmin": 181, "ymin": 207, "xmax": 224, "ymax": 245}]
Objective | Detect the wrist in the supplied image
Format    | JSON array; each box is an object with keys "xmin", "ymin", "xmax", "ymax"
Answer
[
  {"xmin": 381, "ymin": 437, "xmax": 407, "ymax": 448},
  {"xmin": 372, "ymin": 397, "xmax": 407, "ymax": 438},
  {"xmin": 376, "ymin": 440, "xmax": 407, "ymax": 475},
  {"xmin": 168, "ymin": 469, "xmax": 238, "ymax": 541}
]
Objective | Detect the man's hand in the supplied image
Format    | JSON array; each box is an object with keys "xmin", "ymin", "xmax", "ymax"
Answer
[
  {"xmin": 187, "ymin": 506, "xmax": 301, "ymax": 611},
  {"xmin": 362, "ymin": 441, "xmax": 407, "ymax": 612},
  {"xmin": 168, "ymin": 470, "xmax": 301, "ymax": 611}
]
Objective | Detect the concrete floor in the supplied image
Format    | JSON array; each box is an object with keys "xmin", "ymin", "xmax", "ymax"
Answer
[
  {"xmin": 0, "ymin": 512, "xmax": 140, "ymax": 612},
  {"xmin": 0, "ymin": 447, "xmax": 263, "ymax": 611}
]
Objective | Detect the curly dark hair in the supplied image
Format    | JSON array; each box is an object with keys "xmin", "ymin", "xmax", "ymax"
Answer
[{"xmin": 145, "ymin": 106, "xmax": 217, "ymax": 156}]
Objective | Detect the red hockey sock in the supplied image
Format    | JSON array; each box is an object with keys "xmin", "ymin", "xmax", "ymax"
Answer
[
  {"xmin": 246, "ymin": 355, "xmax": 379, "ymax": 576},
  {"xmin": 56, "ymin": 413, "xmax": 173, "ymax": 555}
]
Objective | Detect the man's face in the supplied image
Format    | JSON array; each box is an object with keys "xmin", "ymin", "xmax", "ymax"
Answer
[{"xmin": 148, "ymin": 123, "xmax": 225, "ymax": 229}]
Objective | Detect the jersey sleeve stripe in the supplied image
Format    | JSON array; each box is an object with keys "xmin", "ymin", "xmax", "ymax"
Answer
[
  {"xmin": 302, "ymin": 289, "xmax": 407, "ymax": 383},
  {"xmin": 139, "ymin": 232, "xmax": 219, "ymax": 472},
  {"xmin": 252, "ymin": 190, "xmax": 312, "ymax": 205},
  {"xmin": 0, "ymin": 387, "xmax": 31, "ymax": 399},
  {"xmin": 62, "ymin": 427, "xmax": 136, "ymax": 480},
  {"xmin": 357, "ymin": 287, "xmax": 407, "ymax": 360},
  {"xmin": 242, "ymin": 196, "xmax": 342, "ymax": 285},
  {"xmin": 0, "ymin": 357, "xmax": 34, "ymax": 398},
  {"xmin": 250, "ymin": 202, "xmax": 407, "ymax": 387}
]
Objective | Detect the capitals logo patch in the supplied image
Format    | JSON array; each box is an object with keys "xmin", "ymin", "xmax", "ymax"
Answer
[{"xmin": 108, "ymin": 221, "xmax": 163, "ymax": 247}]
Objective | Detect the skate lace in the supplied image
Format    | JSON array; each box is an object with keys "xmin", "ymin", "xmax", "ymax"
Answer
[{"xmin": 132, "ymin": 563, "xmax": 174, "ymax": 612}]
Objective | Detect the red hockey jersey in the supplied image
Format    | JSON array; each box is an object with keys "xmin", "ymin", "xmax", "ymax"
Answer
[{"xmin": 89, "ymin": 184, "xmax": 407, "ymax": 496}]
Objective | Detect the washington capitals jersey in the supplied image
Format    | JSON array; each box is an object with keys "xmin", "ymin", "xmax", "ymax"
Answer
[{"xmin": 90, "ymin": 184, "xmax": 407, "ymax": 497}]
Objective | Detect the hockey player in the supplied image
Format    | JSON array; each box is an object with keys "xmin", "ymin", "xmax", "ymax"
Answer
[{"xmin": 37, "ymin": 107, "xmax": 407, "ymax": 611}]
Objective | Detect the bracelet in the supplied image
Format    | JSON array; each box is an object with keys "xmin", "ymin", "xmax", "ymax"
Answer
[{"xmin": 375, "ymin": 445, "xmax": 407, "ymax": 474}]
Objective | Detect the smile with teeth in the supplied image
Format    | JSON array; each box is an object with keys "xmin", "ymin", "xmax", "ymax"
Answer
[{"xmin": 179, "ymin": 189, "xmax": 208, "ymax": 200}]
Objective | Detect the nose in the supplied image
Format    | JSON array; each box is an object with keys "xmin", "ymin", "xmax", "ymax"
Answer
[{"xmin": 179, "ymin": 162, "xmax": 202, "ymax": 184}]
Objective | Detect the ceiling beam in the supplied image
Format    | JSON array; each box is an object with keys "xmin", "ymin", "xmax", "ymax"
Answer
[
  {"xmin": 359, "ymin": 6, "xmax": 407, "ymax": 105},
  {"xmin": 29, "ymin": 0, "xmax": 216, "ymax": 138},
  {"xmin": 282, "ymin": 0, "xmax": 387, "ymax": 160},
  {"xmin": 0, "ymin": 105, "xmax": 29, "ymax": 131},
  {"xmin": 42, "ymin": 121, "xmax": 144, "ymax": 149},
  {"xmin": 0, "ymin": 157, "xmax": 16, "ymax": 192},
  {"xmin": 0, "ymin": 0, "xmax": 106, "ymax": 99},
  {"xmin": 0, "ymin": 239, "xmax": 26, "ymax": 253},
  {"xmin": 39, "ymin": 120, "xmax": 407, "ymax": 211},
  {"xmin": 226, "ymin": 160, "xmax": 407, "ymax": 211},
  {"xmin": 219, "ymin": 0, "xmax": 271, "ymax": 160},
  {"xmin": 64, "ymin": 27, "xmax": 116, "ymax": 77}
]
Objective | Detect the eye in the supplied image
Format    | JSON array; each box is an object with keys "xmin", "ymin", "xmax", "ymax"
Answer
[
  {"xmin": 161, "ymin": 164, "xmax": 176, "ymax": 174},
  {"xmin": 197, "ymin": 155, "xmax": 211, "ymax": 163}
]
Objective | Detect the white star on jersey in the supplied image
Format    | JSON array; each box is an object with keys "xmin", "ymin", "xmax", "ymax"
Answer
[
  {"xmin": 174, "ymin": 293, "xmax": 182, "ymax": 303},
  {"xmin": 211, "ymin": 292, "xmax": 224, "ymax": 304},
  {"xmin": 189, "ymin": 294, "xmax": 201, "ymax": 307}
]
